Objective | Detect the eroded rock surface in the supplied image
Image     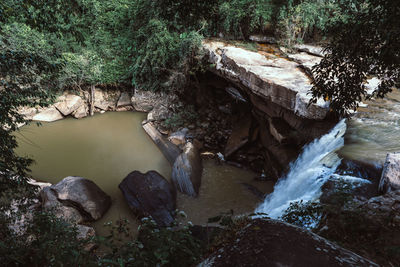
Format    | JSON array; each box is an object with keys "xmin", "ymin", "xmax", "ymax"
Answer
[
  {"xmin": 172, "ymin": 142, "xmax": 203, "ymax": 197},
  {"xmin": 33, "ymin": 106, "xmax": 64, "ymax": 122},
  {"xmin": 379, "ymin": 153, "xmax": 400, "ymax": 193},
  {"xmin": 200, "ymin": 219, "xmax": 378, "ymax": 267},
  {"xmin": 119, "ymin": 171, "xmax": 176, "ymax": 226},
  {"xmin": 54, "ymin": 94, "xmax": 85, "ymax": 116}
]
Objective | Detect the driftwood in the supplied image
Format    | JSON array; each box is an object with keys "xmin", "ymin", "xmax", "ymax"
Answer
[{"xmin": 142, "ymin": 121, "xmax": 181, "ymax": 165}]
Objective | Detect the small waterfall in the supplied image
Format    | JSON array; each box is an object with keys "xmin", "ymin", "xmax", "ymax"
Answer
[{"xmin": 256, "ymin": 119, "xmax": 347, "ymax": 218}]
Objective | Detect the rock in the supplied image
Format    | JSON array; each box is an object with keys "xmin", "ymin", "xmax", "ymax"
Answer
[
  {"xmin": 361, "ymin": 190, "xmax": 400, "ymax": 225},
  {"xmin": 131, "ymin": 90, "xmax": 158, "ymax": 112},
  {"xmin": 50, "ymin": 176, "xmax": 111, "ymax": 221},
  {"xmin": 199, "ymin": 218, "xmax": 378, "ymax": 267},
  {"xmin": 249, "ymin": 35, "xmax": 277, "ymax": 44},
  {"xmin": 117, "ymin": 92, "xmax": 132, "ymax": 107},
  {"xmin": 76, "ymin": 224, "xmax": 95, "ymax": 240},
  {"xmin": 72, "ymin": 103, "xmax": 88, "ymax": 119},
  {"xmin": 142, "ymin": 121, "xmax": 181, "ymax": 165},
  {"xmin": 119, "ymin": 171, "xmax": 176, "ymax": 226},
  {"xmin": 203, "ymin": 40, "xmax": 329, "ymax": 120},
  {"xmin": 268, "ymin": 117, "xmax": 293, "ymax": 144},
  {"xmin": 33, "ymin": 106, "xmax": 64, "ymax": 122},
  {"xmin": 224, "ymin": 116, "xmax": 251, "ymax": 158},
  {"xmin": 168, "ymin": 128, "xmax": 189, "ymax": 146},
  {"xmin": 294, "ymin": 44, "xmax": 325, "ymax": 57},
  {"xmin": 379, "ymin": 153, "xmax": 400, "ymax": 193},
  {"xmin": 17, "ymin": 106, "xmax": 37, "ymax": 120},
  {"xmin": 172, "ymin": 142, "xmax": 203, "ymax": 197},
  {"xmin": 40, "ymin": 187, "xmax": 85, "ymax": 224},
  {"xmin": 287, "ymin": 52, "xmax": 322, "ymax": 73},
  {"xmin": 94, "ymin": 89, "xmax": 111, "ymax": 110},
  {"xmin": 54, "ymin": 94, "xmax": 84, "ymax": 116}
]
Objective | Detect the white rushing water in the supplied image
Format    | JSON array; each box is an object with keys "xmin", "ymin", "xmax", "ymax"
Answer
[{"xmin": 256, "ymin": 119, "xmax": 347, "ymax": 218}]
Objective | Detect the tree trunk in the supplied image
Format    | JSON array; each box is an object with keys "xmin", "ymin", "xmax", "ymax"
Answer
[{"xmin": 89, "ymin": 84, "xmax": 95, "ymax": 116}]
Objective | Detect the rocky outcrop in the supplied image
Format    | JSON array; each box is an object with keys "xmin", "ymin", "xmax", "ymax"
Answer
[
  {"xmin": 172, "ymin": 142, "xmax": 203, "ymax": 197},
  {"xmin": 54, "ymin": 94, "xmax": 85, "ymax": 116},
  {"xmin": 119, "ymin": 171, "xmax": 176, "ymax": 226},
  {"xmin": 224, "ymin": 115, "xmax": 251, "ymax": 157},
  {"xmin": 203, "ymin": 40, "xmax": 329, "ymax": 120},
  {"xmin": 168, "ymin": 128, "xmax": 189, "ymax": 146},
  {"xmin": 379, "ymin": 153, "xmax": 400, "ymax": 193},
  {"xmin": 200, "ymin": 219, "xmax": 378, "ymax": 267},
  {"xmin": 32, "ymin": 106, "xmax": 64, "ymax": 122},
  {"xmin": 360, "ymin": 190, "xmax": 400, "ymax": 225},
  {"xmin": 117, "ymin": 92, "xmax": 132, "ymax": 107},
  {"xmin": 40, "ymin": 176, "xmax": 111, "ymax": 223},
  {"xmin": 131, "ymin": 90, "xmax": 161, "ymax": 113}
]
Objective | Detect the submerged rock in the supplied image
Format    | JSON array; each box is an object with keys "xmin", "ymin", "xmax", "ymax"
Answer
[
  {"xmin": 40, "ymin": 176, "xmax": 111, "ymax": 223},
  {"xmin": 172, "ymin": 143, "xmax": 203, "ymax": 197},
  {"xmin": 379, "ymin": 152, "xmax": 400, "ymax": 193},
  {"xmin": 200, "ymin": 219, "xmax": 378, "ymax": 267},
  {"xmin": 119, "ymin": 171, "xmax": 176, "ymax": 226}
]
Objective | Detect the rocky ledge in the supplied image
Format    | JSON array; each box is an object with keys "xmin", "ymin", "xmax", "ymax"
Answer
[{"xmin": 203, "ymin": 40, "xmax": 329, "ymax": 120}]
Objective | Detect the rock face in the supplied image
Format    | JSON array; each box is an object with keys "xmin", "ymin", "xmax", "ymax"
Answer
[
  {"xmin": 203, "ymin": 40, "xmax": 329, "ymax": 120},
  {"xmin": 131, "ymin": 90, "xmax": 159, "ymax": 112},
  {"xmin": 119, "ymin": 171, "xmax": 176, "ymax": 226},
  {"xmin": 54, "ymin": 94, "xmax": 85, "ymax": 116},
  {"xmin": 40, "ymin": 176, "xmax": 111, "ymax": 223},
  {"xmin": 200, "ymin": 219, "xmax": 378, "ymax": 267},
  {"xmin": 172, "ymin": 143, "xmax": 203, "ymax": 197},
  {"xmin": 379, "ymin": 153, "xmax": 400, "ymax": 193},
  {"xmin": 117, "ymin": 92, "xmax": 132, "ymax": 107},
  {"xmin": 361, "ymin": 190, "xmax": 400, "ymax": 225},
  {"xmin": 32, "ymin": 106, "xmax": 64, "ymax": 122},
  {"xmin": 168, "ymin": 128, "xmax": 189, "ymax": 146}
]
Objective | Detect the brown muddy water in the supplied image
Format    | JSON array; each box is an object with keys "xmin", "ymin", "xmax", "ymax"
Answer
[
  {"xmin": 339, "ymin": 90, "xmax": 400, "ymax": 164},
  {"xmin": 15, "ymin": 112, "xmax": 273, "ymax": 235}
]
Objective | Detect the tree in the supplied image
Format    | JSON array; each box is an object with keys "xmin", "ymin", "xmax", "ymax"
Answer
[{"xmin": 311, "ymin": 0, "xmax": 400, "ymax": 116}]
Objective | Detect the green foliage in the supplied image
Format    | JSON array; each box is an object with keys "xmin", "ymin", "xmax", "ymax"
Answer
[
  {"xmin": 98, "ymin": 217, "xmax": 202, "ymax": 267},
  {"xmin": 163, "ymin": 105, "xmax": 198, "ymax": 129},
  {"xmin": 218, "ymin": 0, "xmax": 274, "ymax": 39},
  {"xmin": 311, "ymin": 0, "xmax": 400, "ymax": 116},
  {"xmin": 0, "ymin": 210, "xmax": 94, "ymax": 267}
]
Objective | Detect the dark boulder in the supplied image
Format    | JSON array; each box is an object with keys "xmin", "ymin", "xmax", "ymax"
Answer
[
  {"xmin": 199, "ymin": 219, "xmax": 378, "ymax": 267},
  {"xmin": 119, "ymin": 171, "xmax": 176, "ymax": 226}
]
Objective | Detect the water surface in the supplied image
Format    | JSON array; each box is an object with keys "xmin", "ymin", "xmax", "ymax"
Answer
[{"xmin": 16, "ymin": 112, "xmax": 271, "ymax": 235}]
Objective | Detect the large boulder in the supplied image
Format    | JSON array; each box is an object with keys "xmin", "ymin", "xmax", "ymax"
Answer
[
  {"xmin": 379, "ymin": 153, "xmax": 400, "ymax": 193},
  {"xmin": 40, "ymin": 176, "xmax": 111, "ymax": 223},
  {"xmin": 172, "ymin": 142, "xmax": 203, "ymax": 197},
  {"xmin": 54, "ymin": 94, "xmax": 85, "ymax": 116},
  {"xmin": 168, "ymin": 128, "xmax": 189, "ymax": 146},
  {"xmin": 119, "ymin": 171, "xmax": 176, "ymax": 226},
  {"xmin": 131, "ymin": 90, "xmax": 158, "ymax": 112},
  {"xmin": 117, "ymin": 92, "xmax": 132, "ymax": 107},
  {"xmin": 33, "ymin": 106, "xmax": 64, "ymax": 122},
  {"xmin": 199, "ymin": 219, "xmax": 378, "ymax": 267}
]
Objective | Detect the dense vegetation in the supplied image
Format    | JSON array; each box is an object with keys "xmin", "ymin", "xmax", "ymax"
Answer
[{"xmin": 1, "ymin": 0, "xmax": 400, "ymax": 266}]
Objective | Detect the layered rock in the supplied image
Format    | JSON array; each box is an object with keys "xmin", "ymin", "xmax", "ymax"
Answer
[
  {"xmin": 200, "ymin": 219, "xmax": 378, "ymax": 267},
  {"xmin": 172, "ymin": 142, "xmax": 203, "ymax": 197},
  {"xmin": 54, "ymin": 94, "xmax": 85, "ymax": 116},
  {"xmin": 379, "ymin": 153, "xmax": 400, "ymax": 193},
  {"xmin": 203, "ymin": 40, "xmax": 329, "ymax": 120},
  {"xmin": 119, "ymin": 171, "xmax": 176, "ymax": 226}
]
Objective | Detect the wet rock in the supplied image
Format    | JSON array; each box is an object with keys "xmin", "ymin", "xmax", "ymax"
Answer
[
  {"xmin": 117, "ymin": 92, "xmax": 132, "ymax": 107},
  {"xmin": 361, "ymin": 190, "xmax": 400, "ymax": 225},
  {"xmin": 379, "ymin": 153, "xmax": 400, "ymax": 193},
  {"xmin": 54, "ymin": 94, "xmax": 84, "ymax": 116},
  {"xmin": 119, "ymin": 170, "xmax": 176, "ymax": 226},
  {"xmin": 168, "ymin": 128, "xmax": 188, "ymax": 146},
  {"xmin": 200, "ymin": 218, "xmax": 378, "ymax": 267},
  {"xmin": 172, "ymin": 142, "xmax": 203, "ymax": 197},
  {"xmin": 33, "ymin": 106, "xmax": 64, "ymax": 122},
  {"xmin": 249, "ymin": 35, "xmax": 277, "ymax": 44}
]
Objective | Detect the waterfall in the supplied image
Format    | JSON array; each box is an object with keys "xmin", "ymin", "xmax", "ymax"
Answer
[{"xmin": 255, "ymin": 119, "xmax": 347, "ymax": 218}]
